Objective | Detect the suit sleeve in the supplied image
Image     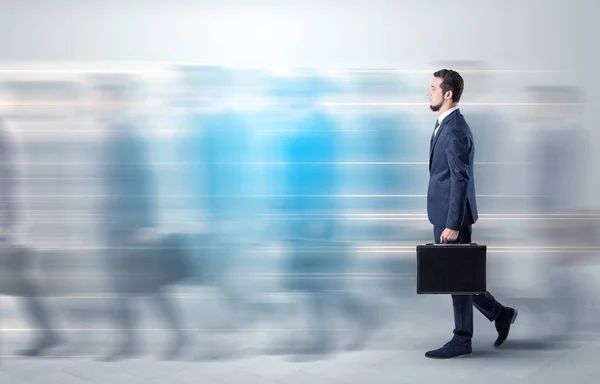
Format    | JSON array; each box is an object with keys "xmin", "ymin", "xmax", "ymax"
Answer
[{"xmin": 445, "ymin": 124, "xmax": 471, "ymax": 230}]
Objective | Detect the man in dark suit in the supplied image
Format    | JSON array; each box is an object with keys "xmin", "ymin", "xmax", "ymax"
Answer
[{"xmin": 425, "ymin": 69, "xmax": 518, "ymax": 359}]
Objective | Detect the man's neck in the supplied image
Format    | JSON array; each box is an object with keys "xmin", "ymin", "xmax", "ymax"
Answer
[{"xmin": 438, "ymin": 103, "xmax": 458, "ymax": 116}]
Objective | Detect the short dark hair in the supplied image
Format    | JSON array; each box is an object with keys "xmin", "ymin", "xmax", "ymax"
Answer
[{"xmin": 433, "ymin": 69, "xmax": 464, "ymax": 103}]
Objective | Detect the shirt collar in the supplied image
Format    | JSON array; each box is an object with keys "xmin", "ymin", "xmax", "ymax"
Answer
[{"xmin": 438, "ymin": 106, "xmax": 459, "ymax": 125}]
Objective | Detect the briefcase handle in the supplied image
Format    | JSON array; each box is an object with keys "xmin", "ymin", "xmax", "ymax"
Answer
[{"xmin": 425, "ymin": 242, "xmax": 479, "ymax": 246}]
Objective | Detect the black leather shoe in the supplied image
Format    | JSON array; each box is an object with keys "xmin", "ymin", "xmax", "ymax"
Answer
[
  {"xmin": 425, "ymin": 339, "xmax": 472, "ymax": 359},
  {"xmin": 494, "ymin": 307, "xmax": 518, "ymax": 348}
]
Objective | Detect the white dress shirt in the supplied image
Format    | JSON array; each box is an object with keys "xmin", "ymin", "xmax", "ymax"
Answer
[{"xmin": 434, "ymin": 106, "xmax": 459, "ymax": 137}]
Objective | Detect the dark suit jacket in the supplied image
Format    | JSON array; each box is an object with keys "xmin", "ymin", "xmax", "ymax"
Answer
[{"xmin": 427, "ymin": 109, "xmax": 478, "ymax": 230}]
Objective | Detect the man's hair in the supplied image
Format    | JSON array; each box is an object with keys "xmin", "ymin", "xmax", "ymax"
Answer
[{"xmin": 433, "ymin": 69, "xmax": 464, "ymax": 103}]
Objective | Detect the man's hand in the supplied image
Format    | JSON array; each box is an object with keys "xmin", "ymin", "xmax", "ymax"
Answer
[{"xmin": 440, "ymin": 228, "xmax": 459, "ymax": 243}]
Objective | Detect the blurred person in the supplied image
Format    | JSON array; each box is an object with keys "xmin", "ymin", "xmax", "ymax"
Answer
[
  {"xmin": 424, "ymin": 69, "xmax": 518, "ymax": 359},
  {"xmin": 9, "ymin": 80, "xmax": 122, "ymax": 356},
  {"xmin": 521, "ymin": 85, "xmax": 592, "ymax": 338},
  {"xmin": 350, "ymin": 72, "xmax": 420, "ymax": 241},
  {"xmin": 268, "ymin": 73, "xmax": 375, "ymax": 355},
  {"xmin": 2, "ymin": 81, "xmax": 82, "ymax": 245},
  {"xmin": 175, "ymin": 65, "xmax": 253, "ymax": 318},
  {"xmin": 93, "ymin": 74, "xmax": 188, "ymax": 361},
  {"xmin": 168, "ymin": 66, "xmax": 262, "ymax": 361},
  {"xmin": 347, "ymin": 71, "xmax": 424, "ymax": 324},
  {"xmin": 523, "ymin": 86, "xmax": 588, "ymax": 217},
  {"xmin": 0, "ymin": 82, "xmax": 66, "ymax": 357}
]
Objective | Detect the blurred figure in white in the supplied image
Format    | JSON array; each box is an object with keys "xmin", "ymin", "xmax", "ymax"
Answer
[
  {"xmin": 521, "ymin": 85, "xmax": 594, "ymax": 340},
  {"xmin": 0, "ymin": 81, "xmax": 67, "ymax": 357}
]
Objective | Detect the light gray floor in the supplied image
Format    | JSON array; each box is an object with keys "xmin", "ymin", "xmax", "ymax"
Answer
[{"xmin": 2, "ymin": 288, "xmax": 600, "ymax": 384}]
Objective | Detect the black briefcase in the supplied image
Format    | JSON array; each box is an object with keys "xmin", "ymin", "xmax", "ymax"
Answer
[{"xmin": 416, "ymin": 243, "xmax": 486, "ymax": 294}]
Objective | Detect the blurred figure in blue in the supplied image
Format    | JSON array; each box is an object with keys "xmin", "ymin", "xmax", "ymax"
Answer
[
  {"xmin": 350, "ymin": 72, "xmax": 420, "ymax": 241},
  {"xmin": 94, "ymin": 74, "xmax": 187, "ymax": 361},
  {"xmin": 268, "ymin": 72, "xmax": 375, "ymax": 356},
  {"xmin": 345, "ymin": 71, "xmax": 424, "ymax": 324},
  {"xmin": 174, "ymin": 66, "xmax": 254, "ymax": 348}
]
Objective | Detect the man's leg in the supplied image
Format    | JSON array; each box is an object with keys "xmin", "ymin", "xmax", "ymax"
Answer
[
  {"xmin": 150, "ymin": 291, "xmax": 187, "ymax": 360},
  {"xmin": 440, "ymin": 225, "xmax": 475, "ymax": 344},
  {"xmin": 101, "ymin": 240, "xmax": 141, "ymax": 362},
  {"xmin": 461, "ymin": 224, "xmax": 518, "ymax": 347},
  {"xmin": 432, "ymin": 226, "xmax": 474, "ymax": 343},
  {"xmin": 455, "ymin": 224, "xmax": 505, "ymax": 321},
  {"xmin": 426, "ymin": 226, "xmax": 473, "ymax": 358},
  {"xmin": 17, "ymin": 281, "xmax": 62, "ymax": 356},
  {"xmin": 473, "ymin": 292, "xmax": 505, "ymax": 321}
]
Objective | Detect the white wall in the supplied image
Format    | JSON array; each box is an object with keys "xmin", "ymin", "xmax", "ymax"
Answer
[
  {"xmin": 0, "ymin": 0, "xmax": 598, "ymax": 205},
  {"xmin": 0, "ymin": 0, "xmax": 594, "ymax": 68}
]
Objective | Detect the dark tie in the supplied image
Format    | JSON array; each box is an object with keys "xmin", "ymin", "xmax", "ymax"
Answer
[{"xmin": 430, "ymin": 120, "xmax": 440, "ymax": 149}]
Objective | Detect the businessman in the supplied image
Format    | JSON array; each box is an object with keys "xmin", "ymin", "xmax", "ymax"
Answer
[{"xmin": 425, "ymin": 69, "xmax": 517, "ymax": 358}]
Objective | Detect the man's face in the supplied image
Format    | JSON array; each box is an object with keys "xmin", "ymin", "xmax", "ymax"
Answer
[{"xmin": 428, "ymin": 77, "xmax": 445, "ymax": 112}]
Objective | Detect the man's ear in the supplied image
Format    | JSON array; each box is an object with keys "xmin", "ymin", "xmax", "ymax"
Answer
[{"xmin": 445, "ymin": 90, "xmax": 453, "ymax": 101}]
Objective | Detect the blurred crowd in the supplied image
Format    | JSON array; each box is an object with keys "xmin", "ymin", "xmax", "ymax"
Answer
[{"xmin": 0, "ymin": 61, "xmax": 598, "ymax": 361}]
